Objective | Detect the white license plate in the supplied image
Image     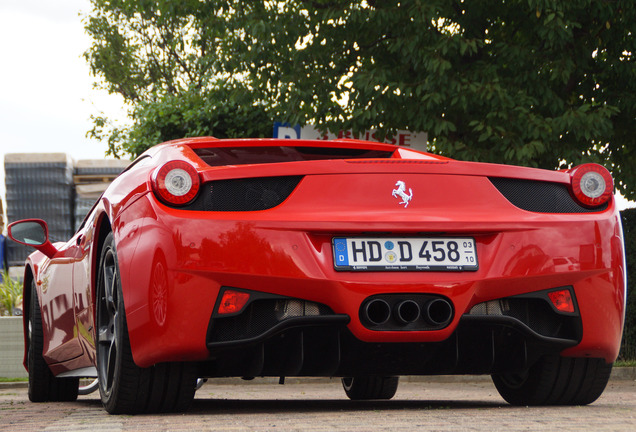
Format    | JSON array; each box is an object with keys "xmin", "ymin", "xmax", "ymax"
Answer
[{"xmin": 333, "ymin": 237, "xmax": 478, "ymax": 271}]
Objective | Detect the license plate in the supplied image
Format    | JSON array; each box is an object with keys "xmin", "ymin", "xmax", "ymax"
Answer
[{"xmin": 333, "ymin": 237, "xmax": 478, "ymax": 272}]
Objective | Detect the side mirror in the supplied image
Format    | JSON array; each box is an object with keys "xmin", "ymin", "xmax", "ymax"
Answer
[{"xmin": 8, "ymin": 219, "xmax": 59, "ymax": 258}]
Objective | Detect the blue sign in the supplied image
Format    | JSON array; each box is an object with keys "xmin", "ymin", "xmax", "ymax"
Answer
[{"xmin": 273, "ymin": 122, "xmax": 301, "ymax": 139}]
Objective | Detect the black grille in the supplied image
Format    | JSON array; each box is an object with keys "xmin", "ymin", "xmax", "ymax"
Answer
[
  {"xmin": 489, "ymin": 177, "xmax": 608, "ymax": 213},
  {"xmin": 184, "ymin": 176, "xmax": 302, "ymax": 211}
]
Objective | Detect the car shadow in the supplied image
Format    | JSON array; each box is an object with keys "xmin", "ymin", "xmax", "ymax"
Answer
[
  {"xmin": 186, "ymin": 398, "xmax": 507, "ymax": 415},
  {"xmin": 75, "ymin": 395, "xmax": 506, "ymax": 414}
]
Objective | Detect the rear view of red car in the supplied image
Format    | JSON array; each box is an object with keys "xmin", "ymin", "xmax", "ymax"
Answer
[{"xmin": 8, "ymin": 138, "xmax": 626, "ymax": 413}]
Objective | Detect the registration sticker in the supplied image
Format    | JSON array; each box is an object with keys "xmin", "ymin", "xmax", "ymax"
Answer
[{"xmin": 333, "ymin": 237, "xmax": 478, "ymax": 271}]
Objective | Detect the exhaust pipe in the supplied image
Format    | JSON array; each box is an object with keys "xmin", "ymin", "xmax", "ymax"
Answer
[
  {"xmin": 364, "ymin": 298, "xmax": 391, "ymax": 325},
  {"xmin": 394, "ymin": 300, "xmax": 421, "ymax": 324},
  {"xmin": 423, "ymin": 298, "xmax": 453, "ymax": 326}
]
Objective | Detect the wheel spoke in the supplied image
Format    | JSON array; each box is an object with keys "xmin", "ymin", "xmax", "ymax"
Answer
[
  {"xmin": 97, "ymin": 248, "xmax": 120, "ymax": 396},
  {"xmin": 103, "ymin": 260, "xmax": 116, "ymax": 315},
  {"xmin": 98, "ymin": 319, "xmax": 118, "ymax": 390},
  {"xmin": 109, "ymin": 266, "xmax": 119, "ymax": 313},
  {"xmin": 105, "ymin": 333, "xmax": 117, "ymax": 390}
]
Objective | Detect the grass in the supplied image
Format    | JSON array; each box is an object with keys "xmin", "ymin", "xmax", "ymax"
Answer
[{"xmin": 0, "ymin": 377, "xmax": 27, "ymax": 383}]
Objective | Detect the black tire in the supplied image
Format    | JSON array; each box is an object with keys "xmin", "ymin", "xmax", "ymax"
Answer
[
  {"xmin": 341, "ymin": 376, "xmax": 399, "ymax": 400},
  {"xmin": 27, "ymin": 279, "xmax": 79, "ymax": 402},
  {"xmin": 96, "ymin": 232, "xmax": 197, "ymax": 414},
  {"xmin": 492, "ymin": 356, "xmax": 613, "ymax": 406}
]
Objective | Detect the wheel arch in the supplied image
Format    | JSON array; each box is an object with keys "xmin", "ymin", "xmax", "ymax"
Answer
[{"xmin": 90, "ymin": 212, "xmax": 113, "ymax": 324}]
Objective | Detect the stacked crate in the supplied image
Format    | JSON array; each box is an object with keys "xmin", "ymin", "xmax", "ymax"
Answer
[
  {"xmin": 4, "ymin": 153, "xmax": 75, "ymax": 266},
  {"xmin": 73, "ymin": 159, "xmax": 130, "ymax": 230}
]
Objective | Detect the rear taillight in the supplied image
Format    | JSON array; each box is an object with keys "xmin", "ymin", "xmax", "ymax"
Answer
[
  {"xmin": 152, "ymin": 161, "xmax": 200, "ymax": 206},
  {"xmin": 569, "ymin": 163, "xmax": 613, "ymax": 208}
]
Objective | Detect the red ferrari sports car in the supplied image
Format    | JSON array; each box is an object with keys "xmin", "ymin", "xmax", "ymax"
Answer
[{"xmin": 8, "ymin": 137, "xmax": 626, "ymax": 413}]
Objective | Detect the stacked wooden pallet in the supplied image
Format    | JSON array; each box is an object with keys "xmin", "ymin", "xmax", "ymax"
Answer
[{"xmin": 73, "ymin": 159, "xmax": 130, "ymax": 230}]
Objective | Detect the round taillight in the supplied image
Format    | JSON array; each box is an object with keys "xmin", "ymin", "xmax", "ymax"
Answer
[
  {"xmin": 570, "ymin": 163, "xmax": 613, "ymax": 208},
  {"xmin": 152, "ymin": 161, "xmax": 200, "ymax": 206}
]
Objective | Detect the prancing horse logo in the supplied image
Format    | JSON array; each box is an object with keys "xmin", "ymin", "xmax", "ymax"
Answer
[{"xmin": 392, "ymin": 180, "xmax": 413, "ymax": 208}]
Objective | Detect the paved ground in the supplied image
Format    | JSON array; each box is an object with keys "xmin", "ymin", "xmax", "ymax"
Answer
[{"xmin": 1, "ymin": 377, "xmax": 635, "ymax": 431}]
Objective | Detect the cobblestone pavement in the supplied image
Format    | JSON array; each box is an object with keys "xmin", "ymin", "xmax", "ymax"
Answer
[{"xmin": 1, "ymin": 378, "xmax": 634, "ymax": 432}]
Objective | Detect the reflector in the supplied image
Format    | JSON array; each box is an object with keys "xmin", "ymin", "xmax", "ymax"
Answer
[
  {"xmin": 164, "ymin": 168, "xmax": 193, "ymax": 197},
  {"xmin": 548, "ymin": 289, "xmax": 575, "ymax": 313},
  {"xmin": 218, "ymin": 290, "xmax": 250, "ymax": 314}
]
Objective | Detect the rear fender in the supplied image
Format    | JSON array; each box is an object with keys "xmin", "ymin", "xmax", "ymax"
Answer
[{"xmin": 90, "ymin": 211, "xmax": 114, "ymax": 323}]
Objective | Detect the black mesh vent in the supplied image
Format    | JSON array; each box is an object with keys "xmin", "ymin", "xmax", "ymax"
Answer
[
  {"xmin": 184, "ymin": 176, "xmax": 302, "ymax": 211},
  {"xmin": 489, "ymin": 177, "xmax": 608, "ymax": 213}
]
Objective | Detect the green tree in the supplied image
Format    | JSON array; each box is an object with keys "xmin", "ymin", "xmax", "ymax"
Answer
[
  {"xmin": 84, "ymin": 0, "xmax": 273, "ymax": 156},
  {"xmin": 85, "ymin": 0, "xmax": 636, "ymax": 199}
]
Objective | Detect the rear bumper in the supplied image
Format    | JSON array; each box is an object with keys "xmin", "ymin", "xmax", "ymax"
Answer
[
  {"xmin": 199, "ymin": 286, "xmax": 581, "ymax": 377},
  {"xmin": 115, "ymin": 190, "xmax": 625, "ymax": 369},
  {"xmin": 200, "ymin": 313, "xmax": 580, "ymax": 378}
]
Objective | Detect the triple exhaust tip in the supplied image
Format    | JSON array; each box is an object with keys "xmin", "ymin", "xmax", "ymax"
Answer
[{"xmin": 364, "ymin": 297, "xmax": 453, "ymax": 327}]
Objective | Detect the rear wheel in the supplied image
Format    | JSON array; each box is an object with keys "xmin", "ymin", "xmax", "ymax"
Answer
[
  {"xmin": 27, "ymin": 279, "xmax": 79, "ymax": 402},
  {"xmin": 492, "ymin": 356, "xmax": 612, "ymax": 405},
  {"xmin": 96, "ymin": 232, "xmax": 197, "ymax": 414},
  {"xmin": 78, "ymin": 378, "xmax": 99, "ymax": 395},
  {"xmin": 341, "ymin": 376, "xmax": 399, "ymax": 400}
]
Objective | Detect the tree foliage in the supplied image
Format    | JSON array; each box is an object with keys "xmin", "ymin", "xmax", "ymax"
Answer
[{"xmin": 85, "ymin": 0, "xmax": 636, "ymax": 199}]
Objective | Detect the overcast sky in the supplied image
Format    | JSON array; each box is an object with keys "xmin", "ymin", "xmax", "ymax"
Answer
[{"xmin": 0, "ymin": 0, "xmax": 127, "ymax": 218}]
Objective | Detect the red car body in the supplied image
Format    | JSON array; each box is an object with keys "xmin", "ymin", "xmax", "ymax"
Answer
[{"xmin": 9, "ymin": 137, "xmax": 627, "ymax": 412}]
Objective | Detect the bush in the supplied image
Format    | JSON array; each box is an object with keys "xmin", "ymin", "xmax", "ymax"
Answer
[
  {"xmin": 620, "ymin": 208, "xmax": 636, "ymax": 360},
  {"xmin": 0, "ymin": 271, "xmax": 22, "ymax": 316}
]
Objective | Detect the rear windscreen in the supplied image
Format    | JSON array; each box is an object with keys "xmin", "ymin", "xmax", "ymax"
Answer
[{"xmin": 192, "ymin": 146, "xmax": 394, "ymax": 167}]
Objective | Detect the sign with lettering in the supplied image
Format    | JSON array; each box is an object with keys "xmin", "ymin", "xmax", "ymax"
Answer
[{"xmin": 273, "ymin": 122, "xmax": 427, "ymax": 151}]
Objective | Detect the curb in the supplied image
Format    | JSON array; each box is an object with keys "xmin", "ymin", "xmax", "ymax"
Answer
[{"xmin": 608, "ymin": 366, "xmax": 636, "ymax": 381}]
